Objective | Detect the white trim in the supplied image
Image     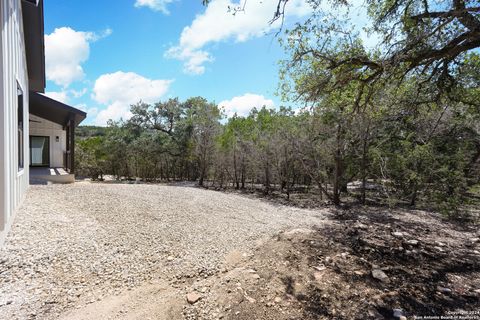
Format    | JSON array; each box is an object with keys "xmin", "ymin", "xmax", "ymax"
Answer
[{"xmin": 17, "ymin": 169, "xmax": 24, "ymax": 177}]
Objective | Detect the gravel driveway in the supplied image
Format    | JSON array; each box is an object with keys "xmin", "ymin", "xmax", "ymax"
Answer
[{"xmin": 0, "ymin": 182, "xmax": 325, "ymax": 319}]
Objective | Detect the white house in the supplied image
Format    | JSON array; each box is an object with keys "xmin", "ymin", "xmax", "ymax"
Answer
[{"xmin": 0, "ymin": 0, "xmax": 86, "ymax": 246}]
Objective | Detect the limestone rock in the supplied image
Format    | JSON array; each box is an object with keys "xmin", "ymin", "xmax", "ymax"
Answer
[{"xmin": 186, "ymin": 292, "xmax": 201, "ymax": 304}]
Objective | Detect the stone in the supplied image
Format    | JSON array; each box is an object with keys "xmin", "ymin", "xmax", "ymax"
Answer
[
  {"xmin": 437, "ymin": 286, "xmax": 452, "ymax": 294},
  {"xmin": 313, "ymin": 265, "xmax": 326, "ymax": 271},
  {"xmin": 393, "ymin": 308, "xmax": 404, "ymax": 319},
  {"xmin": 470, "ymin": 238, "xmax": 479, "ymax": 244},
  {"xmin": 274, "ymin": 297, "xmax": 282, "ymax": 303},
  {"xmin": 355, "ymin": 223, "xmax": 368, "ymax": 230},
  {"xmin": 186, "ymin": 292, "xmax": 201, "ymax": 304},
  {"xmin": 167, "ymin": 256, "xmax": 174, "ymax": 262},
  {"xmin": 371, "ymin": 269, "xmax": 389, "ymax": 283},
  {"xmin": 367, "ymin": 308, "xmax": 383, "ymax": 318},
  {"xmin": 405, "ymin": 239, "xmax": 419, "ymax": 246},
  {"xmin": 392, "ymin": 232, "xmax": 404, "ymax": 238},
  {"xmin": 251, "ymin": 274, "xmax": 261, "ymax": 280}
]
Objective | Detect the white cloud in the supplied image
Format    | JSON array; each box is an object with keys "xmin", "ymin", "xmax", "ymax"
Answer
[
  {"xmin": 75, "ymin": 103, "xmax": 88, "ymax": 112},
  {"xmin": 44, "ymin": 91, "xmax": 69, "ymax": 104},
  {"xmin": 166, "ymin": 0, "xmax": 311, "ymax": 74},
  {"xmin": 219, "ymin": 93, "xmax": 274, "ymax": 117},
  {"xmin": 92, "ymin": 71, "xmax": 173, "ymax": 125},
  {"xmin": 134, "ymin": 0, "xmax": 176, "ymax": 14},
  {"xmin": 75, "ymin": 104, "xmax": 98, "ymax": 119},
  {"xmin": 45, "ymin": 27, "xmax": 112, "ymax": 87},
  {"xmin": 87, "ymin": 107, "xmax": 99, "ymax": 116},
  {"xmin": 166, "ymin": 47, "xmax": 213, "ymax": 75},
  {"xmin": 71, "ymin": 88, "xmax": 88, "ymax": 98}
]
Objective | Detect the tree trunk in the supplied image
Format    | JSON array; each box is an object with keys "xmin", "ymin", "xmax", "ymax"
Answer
[
  {"xmin": 233, "ymin": 147, "xmax": 239, "ymax": 189},
  {"xmin": 264, "ymin": 161, "xmax": 271, "ymax": 194},
  {"xmin": 241, "ymin": 156, "xmax": 246, "ymax": 189},
  {"xmin": 361, "ymin": 120, "xmax": 370, "ymax": 205},
  {"xmin": 333, "ymin": 124, "xmax": 343, "ymax": 206},
  {"xmin": 361, "ymin": 141, "xmax": 367, "ymax": 205},
  {"xmin": 410, "ymin": 185, "xmax": 417, "ymax": 207}
]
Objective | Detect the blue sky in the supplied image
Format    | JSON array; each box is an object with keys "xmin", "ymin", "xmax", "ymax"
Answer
[
  {"xmin": 43, "ymin": 0, "xmax": 375, "ymax": 125},
  {"xmin": 43, "ymin": 0, "xmax": 313, "ymax": 125}
]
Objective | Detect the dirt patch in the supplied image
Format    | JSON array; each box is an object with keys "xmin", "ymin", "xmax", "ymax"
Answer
[
  {"xmin": 59, "ymin": 280, "xmax": 183, "ymax": 320},
  {"xmin": 185, "ymin": 208, "xmax": 480, "ymax": 319}
]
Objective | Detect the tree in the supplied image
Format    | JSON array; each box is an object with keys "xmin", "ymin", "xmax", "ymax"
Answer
[{"xmin": 185, "ymin": 97, "xmax": 223, "ymax": 186}]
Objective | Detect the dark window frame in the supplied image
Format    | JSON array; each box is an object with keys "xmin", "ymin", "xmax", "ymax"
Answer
[
  {"xmin": 17, "ymin": 83, "xmax": 24, "ymax": 171},
  {"xmin": 29, "ymin": 135, "xmax": 50, "ymax": 167}
]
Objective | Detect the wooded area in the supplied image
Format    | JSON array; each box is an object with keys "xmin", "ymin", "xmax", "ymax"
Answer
[{"xmin": 76, "ymin": 0, "xmax": 480, "ymax": 217}]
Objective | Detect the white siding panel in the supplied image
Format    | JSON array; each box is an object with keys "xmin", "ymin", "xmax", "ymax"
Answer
[
  {"xmin": 29, "ymin": 115, "xmax": 67, "ymax": 167},
  {"xmin": 0, "ymin": 0, "xmax": 30, "ymax": 246}
]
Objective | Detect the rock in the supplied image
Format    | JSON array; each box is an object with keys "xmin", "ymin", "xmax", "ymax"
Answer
[
  {"xmin": 371, "ymin": 269, "xmax": 389, "ymax": 283},
  {"xmin": 355, "ymin": 223, "xmax": 368, "ymax": 230},
  {"xmin": 167, "ymin": 256, "xmax": 175, "ymax": 262},
  {"xmin": 313, "ymin": 265, "xmax": 326, "ymax": 271},
  {"xmin": 186, "ymin": 292, "xmax": 201, "ymax": 304},
  {"xmin": 393, "ymin": 308, "xmax": 404, "ymax": 319},
  {"xmin": 392, "ymin": 232, "xmax": 404, "ymax": 238},
  {"xmin": 435, "ymin": 241, "xmax": 446, "ymax": 247},
  {"xmin": 405, "ymin": 239, "xmax": 419, "ymax": 246},
  {"xmin": 274, "ymin": 297, "xmax": 282, "ymax": 303},
  {"xmin": 251, "ymin": 274, "xmax": 261, "ymax": 280},
  {"xmin": 367, "ymin": 308, "xmax": 384, "ymax": 319},
  {"xmin": 470, "ymin": 238, "xmax": 479, "ymax": 244},
  {"xmin": 437, "ymin": 286, "xmax": 452, "ymax": 294},
  {"xmin": 434, "ymin": 246, "xmax": 444, "ymax": 252}
]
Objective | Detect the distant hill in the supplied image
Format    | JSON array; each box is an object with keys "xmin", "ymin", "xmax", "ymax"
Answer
[{"xmin": 76, "ymin": 125, "xmax": 107, "ymax": 139}]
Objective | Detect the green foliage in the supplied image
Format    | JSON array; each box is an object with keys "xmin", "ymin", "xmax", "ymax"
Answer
[
  {"xmin": 79, "ymin": 0, "xmax": 480, "ymax": 218},
  {"xmin": 76, "ymin": 136, "xmax": 108, "ymax": 180}
]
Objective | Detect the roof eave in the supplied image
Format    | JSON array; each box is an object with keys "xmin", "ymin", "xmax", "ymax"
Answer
[
  {"xmin": 29, "ymin": 92, "xmax": 87, "ymax": 127},
  {"xmin": 22, "ymin": 0, "xmax": 46, "ymax": 93}
]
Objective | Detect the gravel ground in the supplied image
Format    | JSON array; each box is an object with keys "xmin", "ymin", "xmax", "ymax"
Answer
[{"xmin": 0, "ymin": 182, "xmax": 325, "ymax": 319}]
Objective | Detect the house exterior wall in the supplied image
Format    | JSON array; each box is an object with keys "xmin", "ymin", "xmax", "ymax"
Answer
[
  {"xmin": 29, "ymin": 114, "xmax": 67, "ymax": 168},
  {"xmin": 0, "ymin": 0, "xmax": 30, "ymax": 246}
]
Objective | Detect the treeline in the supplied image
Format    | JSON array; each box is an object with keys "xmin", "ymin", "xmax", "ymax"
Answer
[
  {"xmin": 76, "ymin": 89, "xmax": 480, "ymax": 216},
  {"xmin": 77, "ymin": 0, "xmax": 480, "ymax": 216}
]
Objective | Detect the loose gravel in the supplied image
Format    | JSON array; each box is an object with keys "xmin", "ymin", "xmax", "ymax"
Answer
[{"xmin": 0, "ymin": 182, "xmax": 325, "ymax": 319}]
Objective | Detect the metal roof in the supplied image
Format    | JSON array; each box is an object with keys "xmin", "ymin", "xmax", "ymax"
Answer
[{"xmin": 29, "ymin": 92, "xmax": 87, "ymax": 127}]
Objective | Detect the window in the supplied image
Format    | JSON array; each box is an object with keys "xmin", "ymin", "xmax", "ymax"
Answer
[{"xmin": 17, "ymin": 83, "xmax": 24, "ymax": 171}]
